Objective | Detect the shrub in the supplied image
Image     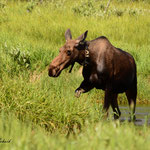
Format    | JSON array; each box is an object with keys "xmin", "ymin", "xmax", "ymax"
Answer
[{"xmin": 9, "ymin": 46, "xmax": 31, "ymax": 69}]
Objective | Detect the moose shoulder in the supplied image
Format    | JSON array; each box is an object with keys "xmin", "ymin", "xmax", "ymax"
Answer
[{"xmin": 48, "ymin": 29, "xmax": 137, "ymax": 120}]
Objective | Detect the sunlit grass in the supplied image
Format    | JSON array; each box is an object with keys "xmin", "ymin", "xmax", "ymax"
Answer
[
  {"xmin": 0, "ymin": 0, "xmax": 150, "ymax": 149},
  {"xmin": 0, "ymin": 113, "xmax": 150, "ymax": 150}
]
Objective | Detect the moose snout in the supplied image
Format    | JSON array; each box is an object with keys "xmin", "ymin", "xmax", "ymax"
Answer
[{"xmin": 48, "ymin": 65, "xmax": 57, "ymax": 77}]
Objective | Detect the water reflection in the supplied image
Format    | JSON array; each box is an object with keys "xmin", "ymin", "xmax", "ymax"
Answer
[{"xmin": 112, "ymin": 105, "xmax": 150, "ymax": 126}]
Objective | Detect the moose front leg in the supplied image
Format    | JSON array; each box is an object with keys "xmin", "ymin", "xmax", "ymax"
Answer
[{"xmin": 75, "ymin": 80, "xmax": 93, "ymax": 98}]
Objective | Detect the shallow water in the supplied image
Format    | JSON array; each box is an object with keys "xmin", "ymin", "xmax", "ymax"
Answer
[{"xmin": 111, "ymin": 105, "xmax": 150, "ymax": 126}]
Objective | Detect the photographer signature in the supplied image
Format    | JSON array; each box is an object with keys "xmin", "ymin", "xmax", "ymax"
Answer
[{"xmin": 0, "ymin": 138, "xmax": 11, "ymax": 143}]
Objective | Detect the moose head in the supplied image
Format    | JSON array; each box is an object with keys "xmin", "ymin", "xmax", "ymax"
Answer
[{"xmin": 48, "ymin": 29, "xmax": 88, "ymax": 77}]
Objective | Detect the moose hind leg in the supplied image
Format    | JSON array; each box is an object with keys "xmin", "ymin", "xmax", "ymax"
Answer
[
  {"xmin": 102, "ymin": 89, "xmax": 113, "ymax": 118},
  {"xmin": 125, "ymin": 86, "xmax": 137, "ymax": 121},
  {"xmin": 110, "ymin": 94, "xmax": 121, "ymax": 120}
]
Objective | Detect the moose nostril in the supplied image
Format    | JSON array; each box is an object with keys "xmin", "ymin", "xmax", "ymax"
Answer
[
  {"xmin": 48, "ymin": 65, "xmax": 56, "ymax": 77},
  {"xmin": 48, "ymin": 69, "xmax": 52, "ymax": 77}
]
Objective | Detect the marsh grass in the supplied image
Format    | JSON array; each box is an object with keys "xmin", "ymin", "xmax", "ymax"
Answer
[
  {"xmin": 0, "ymin": 0, "xmax": 150, "ymax": 149},
  {"xmin": 0, "ymin": 113, "xmax": 150, "ymax": 150}
]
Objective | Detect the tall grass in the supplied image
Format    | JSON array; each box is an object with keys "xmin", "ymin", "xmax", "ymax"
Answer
[
  {"xmin": 0, "ymin": 113, "xmax": 150, "ymax": 150},
  {"xmin": 0, "ymin": 0, "xmax": 150, "ymax": 149}
]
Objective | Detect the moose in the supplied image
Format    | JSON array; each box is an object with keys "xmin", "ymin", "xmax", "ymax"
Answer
[{"xmin": 48, "ymin": 29, "xmax": 137, "ymax": 120}]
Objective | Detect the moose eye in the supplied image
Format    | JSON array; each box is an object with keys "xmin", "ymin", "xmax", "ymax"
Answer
[{"xmin": 67, "ymin": 50, "xmax": 71, "ymax": 56}]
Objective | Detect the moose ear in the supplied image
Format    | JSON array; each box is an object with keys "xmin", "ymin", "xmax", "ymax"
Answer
[
  {"xmin": 65, "ymin": 29, "xmax": 72, "ymax": 41},
  {"xmin": 76, "ymin": 30, "xmax": 88, "ymax": 42}
]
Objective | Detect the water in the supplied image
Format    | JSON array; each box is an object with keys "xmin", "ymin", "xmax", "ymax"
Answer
[{"xmin": 111, "ymin": 105, "xmax": 150, "ymax": 126}]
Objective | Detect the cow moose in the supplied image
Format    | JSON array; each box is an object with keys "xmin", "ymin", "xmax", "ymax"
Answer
[{"xmin": 48, "ymin": 29, "xmax": 137, "ymax": 120}]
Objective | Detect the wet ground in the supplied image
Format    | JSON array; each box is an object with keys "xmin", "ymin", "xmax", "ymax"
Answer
[{"xmin": 112, "ymin": 105, "xmax": 150, "ymax": 126}]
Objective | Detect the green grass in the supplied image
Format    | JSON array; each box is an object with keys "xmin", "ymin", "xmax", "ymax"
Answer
[
  {"xmin": 0, "ymin": 0, "xmax": 150, "ymax": 149},
  {"xmin": 0, "ymin": 113, "xmax": 150, "ymax": 150}
]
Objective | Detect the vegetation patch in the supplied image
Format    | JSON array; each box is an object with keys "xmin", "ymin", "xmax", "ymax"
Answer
[{"xmin": 0, "ymin": 0, "xmax": 150, "ymax": 149}]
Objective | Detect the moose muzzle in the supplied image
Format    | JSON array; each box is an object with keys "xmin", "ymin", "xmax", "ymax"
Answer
[{"xmin": 48, "ymin": 64, "xmax": 63, "ymax": 77}]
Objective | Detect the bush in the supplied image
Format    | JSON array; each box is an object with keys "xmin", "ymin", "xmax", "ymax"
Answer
[
  {"xmin": 72, "ymin": 0, "xmax": 96, "ymax": 17},
  {"xmin": 9, "ymin": 47, "xmax": 31, "ymax": 69}
]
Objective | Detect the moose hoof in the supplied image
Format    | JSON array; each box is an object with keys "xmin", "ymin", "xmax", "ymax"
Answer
[{"xmin": 75, "ymin": 90, "xmax": 81, "ymax": 98}]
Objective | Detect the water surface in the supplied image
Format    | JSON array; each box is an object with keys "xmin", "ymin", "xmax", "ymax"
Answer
[{"xmin": 112, "ymin": 105, "xmax": 150, "ymax": 126}]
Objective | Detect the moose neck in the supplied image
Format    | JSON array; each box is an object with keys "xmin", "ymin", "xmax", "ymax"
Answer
[
  {"xmin": 77, "ymin": 50, "xmax": 86, "ymax": 65},
  {"xmin": 76, "ymin": 41, "xmax": 90, "ymax": 66}
]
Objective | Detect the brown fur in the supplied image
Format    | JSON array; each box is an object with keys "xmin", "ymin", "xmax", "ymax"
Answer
[{"xmin": 48, "ymin": 29, "xmax": 137, "ymax": 120}]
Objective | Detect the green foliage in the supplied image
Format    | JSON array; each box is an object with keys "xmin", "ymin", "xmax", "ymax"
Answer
[
  {"xmin": 0, "ymin": 0, "xmax": 6, "ymax": 9},
  {"xmin": 72, "ymin": 0, "xmax": 99, "ymax": 17},
  {"xmin": 72, "ymin": 0, "xmax": 150, "ymax": 17},
  {"xmin": 116, "ymin": 0, "xmax": 150, "ymax": 3},
  {"xmin": 0, "ymin": 114, "xmax": 150, "ymax": 150},
  {"xmin": 26, "ymin": 0, "xmax": 38, "ymax": 13},
  {"xmin": 0, "ymin": 1, "xmax": 150, "ymax": 149},
  {"xmin": 9, "ymin": 46, "xmax": 31, "ymax": 69}
]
